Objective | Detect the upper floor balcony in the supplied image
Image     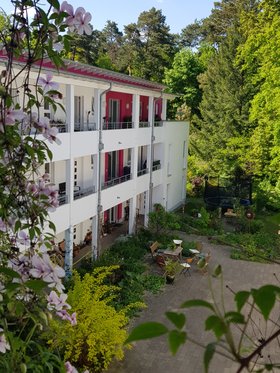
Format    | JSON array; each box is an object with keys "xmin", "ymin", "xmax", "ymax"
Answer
[
  {"xmin": 74, "ymin": 122, "xmax": 97, "ymax": 132},
  {"xmin": 101, "ymin": 174, "xmax": 131, "ymax": 190},
  {"xmin": 103, "ymin": 118, "xmax": 133, "ymax": 130}
]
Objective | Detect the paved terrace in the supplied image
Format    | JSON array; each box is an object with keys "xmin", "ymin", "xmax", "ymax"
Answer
[{"xmin": 106, "ymin": 233, "xmax": 280, "ymax": 373}]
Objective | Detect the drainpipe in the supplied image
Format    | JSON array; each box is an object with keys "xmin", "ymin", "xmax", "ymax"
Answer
[
  {"xmin": 96, "ymin": 83, "xmax": 112, "ymax": 258},
  {"xmin": 148, "ymin": 91, "xmax": 164, "ymax": 213}
]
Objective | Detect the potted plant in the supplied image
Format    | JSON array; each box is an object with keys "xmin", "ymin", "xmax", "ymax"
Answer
[{"xmin": 164, "ymin": 259, "xmax": 181, "ymax": 284}]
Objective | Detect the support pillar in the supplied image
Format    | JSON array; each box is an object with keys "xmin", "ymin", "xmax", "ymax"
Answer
[
  {"xmin": 128, "ymin": 196, "xmax": 137, "ymax": 234},
  {"xmin": 144, "ymin": 190, "xmax": 150, "ymax": 227},
  {"xmin": 64, "ymin": 225, "xmax": 74, "ymax": 277},
  {"xmin": 91, "ymin": 216, "xmax": 98, "ymax": 260}
]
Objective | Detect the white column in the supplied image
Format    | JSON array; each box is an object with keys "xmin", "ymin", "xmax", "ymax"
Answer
[
  {"xmin": 161, "ymin": 98, "xmax": 167, "ymax": 121},
  {"xmin": 66, "ymin": 158, "xmax": 74, "ymax": 204},
  {"xmin": 66, "ymin": 84, "xmax": 74, "ymax": 133},
  {"xmin": 144, "ymin": 190, "xmax": 150, "ymax": 227},
  {"xmin": 91, "ymin": 216, "xmax": 98, "ymax": 259},
  {"xmin": 148, "ymin": 96, "xmax": 154, "ymax": 125},
  {"xmin": 132, "ymin": 94, "xmax": 140, "ymax": 129},
  {"xmin": 94, "ymin": 88, "xmax": 101, "ymax": 130},
  {"xmin": 131, "ymin": 147, "xmax": 138, "ymax": 180},
  {"xmin": 64, "ymin": 225, "xmax": 74, "ymax": 277},
  {"xmin": 128, "ymin": 196, "xmax": 137, "ymax": 234}
]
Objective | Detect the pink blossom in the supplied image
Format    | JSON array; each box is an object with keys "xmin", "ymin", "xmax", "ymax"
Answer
[
  {"xmin": 0, "ymin": 218, "xmax": 7, "ymax": 232},
  {"xmin": 0, "ymin": 108, "xmax": 25, "ymax": 132},
  {"xmin": 18, "ymin": 230, "xmax": 30, "ymax": 246},
  {"xmin": 74, "ymin": 10, "xmax": 92, "ymax": 35},
  {"xmin": 65, "ymin": 361, "xmax": 78, "ymax": 373},
  {"xmin": 43, "ymin": 126, "xmax": 61, "ymax": 145},
  {"xmin": 37, "ymin": 74, "xmax": 59, "ymax": 93},
  {"xmin": 68, "ymin": 312, "xmax": 77, "ymax": 326},
  {"xmin": 30, "ymin": 254, "xmax": 65, "ymax": 292},
  {"xmin": 0, "ymin": 329, "xmax": 10, "ymax": 354},
  {"xmin": 47, "ymin": 290, "xmax": 70, "ymax": 311}
]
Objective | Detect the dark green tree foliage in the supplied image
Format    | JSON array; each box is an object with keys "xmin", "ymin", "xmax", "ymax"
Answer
[
  {"xmin": 179, "ymin": 19, "xmax": 206, "ymax": 48},
  {"xmin": 127, "ymin": 8, "xmax": 177, "ymax": 81},
  {"xmin": 194, "ymin": 30, "xmax": 255, "ymax": 176},
  {"xmin": 96, "ymin": 21, "xmax": 124, "ymax": 70},
  {"xmin": 64, "ymin": 29, "xmax": 102, "ymax": 65}
]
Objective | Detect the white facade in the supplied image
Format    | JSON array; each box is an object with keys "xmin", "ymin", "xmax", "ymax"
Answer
[{"xmin": 1, "ymin": 58, "xmax": 189, "ymax": 273}]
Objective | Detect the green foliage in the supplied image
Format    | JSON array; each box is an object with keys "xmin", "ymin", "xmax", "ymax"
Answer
[
  {"xmin": 164, "ymin": 48, "xmax": 205, "ymax": 119},
  {"xmin": 148, "ymin": 204, "xmax": 180, "ymax": 236},
  {"xmin": 48, "ymin": 267, "xmax": 142, "ymax": 372}
]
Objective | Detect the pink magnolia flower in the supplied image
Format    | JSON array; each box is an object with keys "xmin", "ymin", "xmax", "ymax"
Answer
[
  {"xmin": 43, "ymin": 126, "xmax": 61, "ymax": 145},
  {"xmin": 68, "ymin": 312, "xmax": 77, "ymax": 326},
  {"xmin": 65, "ymin": 361, "xmax": 78, "ymax": 373},
  {"xmin": 18, "ymin": 230, "xmax": 30, "ymax": 246},
  {"xmin": 37, "ymin": 74, "xmax": 59, "ymax": 93},
  {"xmin": 0, "ymin": 218, "xmax": 7, "ymax": 232},
  {"xmin": 47, "ymin": 290, "xmax": 70, "ymax": 311},
  {"xmin": 0, "ymin": 108, "xmax": 25, "ymax": 132},
  {"xmin": 74, "ymin": 10, "xmax": 92, "ymax": 35},
  {"xmin": 30, "ymin": 254, "xmax": 65, "ymax": 292},
  {"xmin": 0, "ymin": 329, "xmax": 10, "ymax": 354}
]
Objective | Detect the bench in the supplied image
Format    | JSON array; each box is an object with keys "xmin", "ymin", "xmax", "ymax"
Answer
[{"xmin": 150, "ymin": 241, "xmax": 160, "ymax": 260}]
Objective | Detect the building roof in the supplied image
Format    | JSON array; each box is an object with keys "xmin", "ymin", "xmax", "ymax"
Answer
[{"xmin": 0, "ymin": 53, "xmax": 167, "ymax": 92}]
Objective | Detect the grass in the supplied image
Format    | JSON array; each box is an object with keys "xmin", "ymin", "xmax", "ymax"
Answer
[{"xmin": 261, "ymin": 212, "xmax": 280, "ymax": 234}]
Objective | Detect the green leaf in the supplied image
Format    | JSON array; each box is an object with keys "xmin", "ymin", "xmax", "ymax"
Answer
[
  {"xmin": 225, "ymin": 311, "xmax": 245, "ymax": 324},
  {"xmin": 204, "ymin": 343, "xmax": 216, "ymax": 373},
  {"xmin": 205, "ymin": 315, "xmax": 227, "ymax": 339},
  {"xmin": 165, "ymin": 311, "xmax": 186, "ymax": 330},
  {"xmin": 0, "ymin": 267, "xmax": 21, "ymax": 279},
  {"xmin": 213, "ymin": 265, "xmax": 222, "ymax": 277},
  {"xmin": 252, "ymin": 285, "xmax": 280, "ymax": 320},
  {"xmin": 47, "ymin": 0, "xmax": 60, "ymax": 11},
  {"xmin": 181, "ymin": 299, "xmax": 214, "ymax": 311},
  {"xmin": 197, "ymin": 258, "xmax": 206, "ymax": 268},
  {"xmin": 125, "ymin": 322, "xmax": 168, "ymax": 344},
  {"xmin": 25, "ymin": 280, "xmax": 47, "ymax": 293},
  {"xmin": 235, "ymin": 291, "xmax": 250, "ymax": 312},
  {"xmin": 168, "ymin": 330, "xmax": 186, "ymax": 355},
  {"xmin": 15, "ymin": 220, "xmax": 22, "ymax": 232}
]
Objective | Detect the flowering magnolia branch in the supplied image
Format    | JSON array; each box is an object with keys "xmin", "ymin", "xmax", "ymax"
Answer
[{"xmin": 0, "ymin": 0, "xmax": 92, "ymax": 370}]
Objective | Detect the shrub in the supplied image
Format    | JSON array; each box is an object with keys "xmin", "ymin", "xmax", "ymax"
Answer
[{"xmin": 47, "ymin": 267, "xmax": 144, "ymax": 372}]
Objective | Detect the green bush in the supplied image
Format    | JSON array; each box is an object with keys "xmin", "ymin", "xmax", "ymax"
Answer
[{"xmin": 47, "ymin": 267, "xmax": 144, "ymax": 372}]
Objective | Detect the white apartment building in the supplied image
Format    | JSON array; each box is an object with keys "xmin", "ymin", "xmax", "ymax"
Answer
[{"xmin": 1, "ymin": 57, "xmax": 189, "ymax": 273}]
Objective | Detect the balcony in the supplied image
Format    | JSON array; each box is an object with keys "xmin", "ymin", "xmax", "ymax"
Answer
[
  {"xmin": 73, "ymin": 186, "xmax": 96, "ymax": 200},
  {"xmin": 139, "ymin": 121, "xmax": 150, "ymax": 128},
  {"xmin": 154, "ymin": 121, "xmax": 163, "ymax": 127},
  {"xmin": 152, "ymin": 160, "xmax": 161, "ymax": 171},
  {"xmin": 74, "ymin": 122, "xmax": 96, "ymax": 132},
  {"xmin": 137, "ymin": 168, "xmax": 148, "ymax": 177},
  {"xmin": 58, "ymin": 194, "xmax": 68, "ymax": 206},
  {"xmin": 103, "ymin": 121, "xmax": 133, "ymax": 130},
  {"xmin": 50, "ymin": 121, "xmax": 68, "ymax": 133},
  {"xmin": 102, "ymin": 174, "xmax": 131, "ymax": 189}
]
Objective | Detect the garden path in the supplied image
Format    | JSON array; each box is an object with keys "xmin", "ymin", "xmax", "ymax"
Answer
[{"xmin": 106, "ymin": 233, "xmax": 279, "ymax": 373}]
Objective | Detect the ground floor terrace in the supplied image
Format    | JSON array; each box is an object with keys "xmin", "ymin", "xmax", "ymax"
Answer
[{"xmin": 106, "ymin": 233, "xmax": 279, "ymax": 373}]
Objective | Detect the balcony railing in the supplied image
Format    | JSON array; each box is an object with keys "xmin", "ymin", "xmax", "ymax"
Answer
[
  {"xmin": 50, "ymin": 122, "xmax": 68, "ymax": 133},
  {"xmin": 58, "ymin": 194, "xmax": 68, "ymax": 206},
  {"xmin": 154, "ymin": 121, "xmax": 163, "ymax": 127},
  {"xmin": 73, "ymin": 186, "xmax": 96, "ymax": 200},
  {"xmin": 152, "ymin": 160, "xmax": 161, "ymax": 171},
  {"xmin": 102, "ymin": 174, "xmax": 131, "ymax": 189},
  {"xmin": 139, "ymin": 121, "xmax": 150, "ymax": 128},
  {"xmin": 137, "ymin": 168, "xmax": 148, "ymax": 177},
  {"xmin": 74, "ymin": 122, "xmax": 96, "ymax": 132},
  {"xmin": 103, "ymin": 121, "xmax": 133, "ymax": 130}
]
